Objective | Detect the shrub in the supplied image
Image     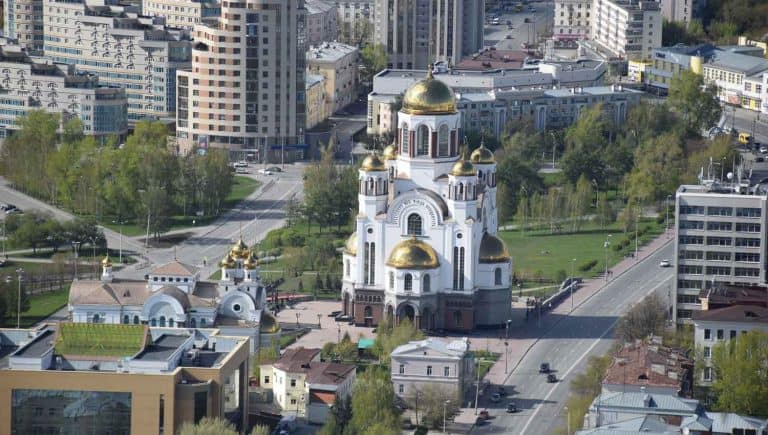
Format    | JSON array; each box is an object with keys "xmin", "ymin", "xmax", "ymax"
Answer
[
  {"xmin": 579, "ymin": 259, "xmax": 598, "ymax": 272},
  {"xmin": 555, "ymin": 269, "xmax": 567, "ymax": 283}
]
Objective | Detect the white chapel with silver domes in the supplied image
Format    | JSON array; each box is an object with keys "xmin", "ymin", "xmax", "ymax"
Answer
[{"xmin": 341, "ymin": 69, "xmax": 513, "ymax": 331}]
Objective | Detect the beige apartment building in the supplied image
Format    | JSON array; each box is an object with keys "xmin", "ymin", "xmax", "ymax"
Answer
[
  {"xmin": 43, "ymin": 0, "xmax": 192, "ymax": 123},
  {"xmin": 142, "ymin": 0, "xmax": 221, "ymax": 29},
  {"xmin": 590, "ymin": 0, "xmax": 661, "ymax": 61},
  {"xmin": 176, "ymin": 0, "xmax": 307, "ymax": 161},
  {"xmin": 3, "ymin": 0, "xmax": 43, "ymax": 54},
  {"xmin": 306, "ymin": 73, "xmax": 328, "ymax": 129},
  {"xmin": 306, "ymin": 0, "xmax": 338, "ymax": 45},
  {"xmin": 334, "ymin": 0, "xmax": 375, "ymax": 44},
  {"xmin": 307, "ymin": 42, "xmax": 358, "ymax": 117}
]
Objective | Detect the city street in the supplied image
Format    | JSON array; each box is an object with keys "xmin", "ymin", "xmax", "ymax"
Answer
[
  {"xmin": 471, "ymin": 241, "xmax": 674, "ymax": 435},
  {"xmin": 724, "ymin": 105, "xmax": 768, "ymax": 144},
  {"xmin": 484, "ymin": 1, "xmax": 553, "ymax": 49}
]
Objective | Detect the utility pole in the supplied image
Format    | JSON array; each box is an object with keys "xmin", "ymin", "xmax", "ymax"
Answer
[
  {"xmin": 635, "ymin": 207, "xmax": 639, "ymax": 261},
  {"xmin": 504, "ymin": 341, "xmax": 509, "ymax": 374},
  {"xmin": 604, "ymin": 235, "xmax": 612, "ymax": 282},
  {"xmin": 16, "ymin": 268, "xmax": 23, "ymax": 328},
  {"xmin": 570, "ymin": 259, "xmax": 576, "ymax": 310},
  {"xmin": 474, "ymin": 360, "xmax": 481, "ymax": 415}
]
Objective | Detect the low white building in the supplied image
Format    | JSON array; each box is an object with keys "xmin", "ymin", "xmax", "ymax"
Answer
[
  {"xmin": 259, "ymin": 347, "xmax": 356, "ymax": 423},
  {"xmin": 692, "ymin": 305, "xmax": 768, "ymax": 385},
  {"xmin": 391, "ymin": 337, "xmax": 475, "ymax": 403},
  {"xmin": 702, "ymin": 50, "xmax": 768, "ymax": 108}
]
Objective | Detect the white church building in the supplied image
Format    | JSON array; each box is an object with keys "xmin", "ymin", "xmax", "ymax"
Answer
[
  {"xmin": 68, "ymin": 239, "xmax": 273, "ymax": 352},
  {"xmin": 342, "ymin": 69, "xmax": 513, "ymax": 331}
]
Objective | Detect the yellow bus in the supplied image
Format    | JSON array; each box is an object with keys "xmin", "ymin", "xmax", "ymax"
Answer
[{"xmin": 739, "ymin": 132, "xmax": 752, "ymax": 145}]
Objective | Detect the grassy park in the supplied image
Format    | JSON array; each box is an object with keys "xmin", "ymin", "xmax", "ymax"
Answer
[{"xmin": 2, "ymin": 287, "xmax": 69, "ymax": 328}]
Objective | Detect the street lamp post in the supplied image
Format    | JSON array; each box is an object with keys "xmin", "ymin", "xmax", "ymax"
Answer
[
  {"xmin": 71, "ymin": 241, "xmax": 81, "ymax": 280},
  {"xmin": 473, "ymin": 360, "xmax": 481, "ymax": 415},
  {"xmin": 666, "ymin": 195, "xmax": 672, "ymax": 238},
  {"xmin": 113, "ymin": 219, "xmax": 125, "ymax": 264},
  {"xmin": 16, "ymin": 268, "xmax": 23, "ymax": 329},
  {"xmin": 505, "ymin": 319, "xmax": 511, "ymax": 340},
  {"xmin": 295, "ymin": 312, "xmax": 300, "ymax": 328},
  {"xmin": 604, "ymin": 235, "xmax": 612, "ymax": 282},
  {"xmin": 337, "ymin": 325, "xmax": 341, "ymax": 343},
  {"xmin": 443, "ymin": 400, "xmax": 451, "ymax": 434},
  {"xmin": 570, "ymin": 258, "xmax": 576, "ymax": 311},
  {"xmin": 635, "ymin": 206, "xmax": 639, "ymax": 261},
  {"xmin": 565, "ymin": 405, "xmax": 571, "ymax": 435},
  {"xmin": 504, "ymin": 341, "xmax": 509, "ymax": 374},
  {"xmin": 2, "ymin": 217, "xmax": 6, "ymax": 259},
  {"xmin": 317, "ymin": 313, "xmax": 322, "ymax": 329}
]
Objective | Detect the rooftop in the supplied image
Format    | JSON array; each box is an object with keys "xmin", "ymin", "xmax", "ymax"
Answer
[
  {"xmin": 150, "ymin": 260, "xmax": 198, "ymax": 276},
  {"xmin": 305, "ymin": 362, "xmax": 356, "ymax": 386},
  {"xmin": 592, "ymin": 391, "xmax": 700, "ymax": 415},
  {"xmin": 274, "ymin": 347, "xmax": 321, "ymax": 372},
  {"xmin": 693, "ymin": 304, "xmax": 768, "ymax": 323},
  {"xmin": 602, "ymin": 337, "xmax": 692, "ymax": 392},
  {"xmin": 54, "ymin": 323, "xmax": 148, "ymax": 358},
  {"xmin": 305, "ymin": 0, "xmax": 335, "ymax": 14},
  {"xmin": 392, "ymin": 337, "xmax": 470, "ymax": 358},
  {"xmin": 454, "ymin": 49, "xmax": 527, "ymax": 71},
  {"xmin": 699, "ymin": 284, "xmax": 768, "ymax": 308},
  {"xmin": 576, "ymin": 415, "xmax": 679, "ymax": 435},
  {"xmin": 307, "ymin": 42, "xmax": 358, "ymax": 62},
  {"xmin": 705, "ymin": 50, "xmax": 768, "ymax": 75},
  {"xmin": 134, "ymin": 334, "xmax": 187, "ymax": 361}
]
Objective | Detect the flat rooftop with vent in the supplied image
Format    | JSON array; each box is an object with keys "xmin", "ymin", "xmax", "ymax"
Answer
[{"xmin": 0, "ymin": 322, "xmax": 250, "ymax": 435}]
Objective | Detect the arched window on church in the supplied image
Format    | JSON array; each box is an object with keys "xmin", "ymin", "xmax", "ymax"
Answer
[
  {"xmin": 133, "ymin": 315, "xmax": 140, "ymax": 325},
  {"xmin": 407, "ymin": 213, "xmax": 423, "ymax": 236},
  {"xmin": 345, "ymin": 260, "xmax": 350, "ymax": 277},
  {"xmin": 404, "ymin": 274, "xmax": 413, "ymax": 291},
  {"xmin": 438, "ymin": 125, "xmax": 450, "ymax": 156},
  {"xmin": 122, "ymin": 314, "xmax": 129, "ymax": 324},
  {"xmin": 423, "ymin": 274, "xmax": 431, "ymax": 292},
  {"xmin": 401, "ymin": 125, "xmax": 410, "ymax": 154},
  {"xmin": 169, "ymin": 318, "xmax": 175, "ymax": 328},
  {"xmin": 92, "ymin": 314, "xmax": 100, "ymax": 324},
  {"xmin": 417, "ymin": 125, "xmax": 429, "ymax": 156},
  {"xmin": 159, "ymin": 316, "xmax": 166, "ymax": 327},
  {"xmin": 495, "ymin": 268, "xmax": 502, "ymax": 286},
  {"xmin": 389, "ymin": 271, "xmax": 394, "ymax": 290}
]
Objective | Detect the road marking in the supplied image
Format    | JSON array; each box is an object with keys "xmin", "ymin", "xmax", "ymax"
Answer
[{"xmin": 517, "ymin": 276, "xmax": 672, "ymax": 435}]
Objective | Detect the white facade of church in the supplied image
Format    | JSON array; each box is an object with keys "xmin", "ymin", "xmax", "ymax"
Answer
[
  {"xmin": 68, "ymin": 240, "xmax": 274, "ymax": 352},
  {"xmin": 342, "ymin": 70, "xmax": 513, "ymax": 331}
]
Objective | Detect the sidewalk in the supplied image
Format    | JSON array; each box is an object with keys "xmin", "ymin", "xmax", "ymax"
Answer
[{"xmin": 450, "ymin": 231, "xmax": 674, "ymax": 431}]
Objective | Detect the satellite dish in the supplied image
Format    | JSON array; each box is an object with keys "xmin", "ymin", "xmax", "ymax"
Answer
[{"xmin": 727, "ymin": 172, "xmax": 734, "ymax": 180}]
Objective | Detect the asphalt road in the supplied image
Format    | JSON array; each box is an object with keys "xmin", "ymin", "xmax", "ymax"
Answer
[
  {"xmin": 485, "ymin": 1, "xmax": 552, "ymax": 49},
  {"xmin": 472, "ymin": 241, "xmax": 675, "ymax": 435},
  {"xmin": 724, "ymin": 105, "xmax": 768, "ymax": 145}
]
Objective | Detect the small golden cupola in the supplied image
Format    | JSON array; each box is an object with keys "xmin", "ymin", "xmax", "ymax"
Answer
[
  {"xmin": 450, "ymin": 150, "xmax": 477, "ymax": 177},
  {"xmin": 243, "ymin": 251, "xmax": 259, "ymax": 270},
  {"xmin": 382, "ymin": 144, "xmax": 398, "ymax": 161},
  {"xmin": 344, "ymin": 232, "xmax": 358, "ymax": 255},
  {"xmin": 360, "ymin": 153, "xmax": 387, "ymax": 172},
  {"xmin": 219, "ymin": 253, "xmax": 237, "ymax": 269},
  {"xmin": 470, "ymin": 142, "xmax": 495, "ymax": 164},
  {"xmin": 230, "ymin": 238, "xmax": 249, "ymax": 259},
  {"xmin": 401, "ymin": 66, "xmax": 457, "ymax": 115},
  {"xmin": 478, "ymin": 233, "xmax": 510, "ymax": 263},
  {"xmin": 387, "ymin": 238, "xmax": 440, "ymax": 269}
]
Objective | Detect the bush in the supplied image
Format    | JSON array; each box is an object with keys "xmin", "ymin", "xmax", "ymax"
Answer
[
  {"xmin": 579, "ymin": 259, "xmax": 598, "ymax": 272},
  {"xmin": 267, "ymin": 248, "xmax": 282, "ymax": 257},
  {"xmin": 555, "ymin": 269, "xmax": 567, "ymax": 283}
]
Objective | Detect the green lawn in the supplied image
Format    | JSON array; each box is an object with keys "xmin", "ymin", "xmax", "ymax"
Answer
[
  {"xmin": 3, "ymin": 287, "xmax": 70, "ymax": 328},
  {"xmin": 500, "ymin": 219, "xmax": 663, "ymax": 283},
  {"xmin": 100, "ymin": 176, "xmax": 262, "ymax": 236},
  {"xmin": 55, "ymin": 322, "xmax": 146, "ymax": 357}
]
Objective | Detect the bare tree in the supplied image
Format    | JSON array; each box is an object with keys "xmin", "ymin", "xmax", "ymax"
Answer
[{"xmin": 614, "ymin": 293, "xmax": 666, "ymax": 343}]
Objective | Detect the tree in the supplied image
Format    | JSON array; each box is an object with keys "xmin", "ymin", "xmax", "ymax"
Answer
[
  {"xmin": 668, "ymin": 70, "xmax": 722, "ymax": 136},
  {"xmin": 614, "ymin": 294, "xmax": 666, "ymax": 343},
  {"xmin": 177, "ymin": 417, "xmax": 237, "ymax": 435},
  {"xmin": 372, "ymin": 317, "xmax": 424, "ymax": 364},
  {"xmin": 494, "ymin": 152, "xmax": 544, "ymax": 220},
  {"xmin": 319, "ymin": 395, "xmax": 352, "ymax": 435},
  {"xmin": 347, "ymin": 367, "xmax": 401, "ymax": 435},
  {"xmin": 625, "ymin": 131, "xmax": 685, "ymax": 205},
  {"xmin": 561, "ymin": 105, "xmax": 613, "ymax": 185},
  {"xmin": 710, "ymin": 330, "xmax": 768, "ymax": 417},
  {"xmin": 249, "ymin": 424, "xmax": 270, "ymax": 435},
  {"xmin": 360, "ymin": 44, "xmax": 388, "ymax": 86},
  {"xmin": 408, "ymin": 384, "xmax": 460, "ymax": 429}
]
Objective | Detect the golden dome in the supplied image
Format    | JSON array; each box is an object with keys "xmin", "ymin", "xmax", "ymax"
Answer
[
  {"xmin": 450, "ymin": 158, "xmax": 477, "ymax": 177},
  {"xmin": 219, "ymin": 254, "xmax": 236, "ymax": 268},
  {"xmin": 101, "ymin": 255, "xmax": 112, "ymax": 267},
  {"xmin": 387, "ymin": 238, "xmax": 440, "ymax": 269},
  {"xmin": 230, "ymin": 238, "xmax": 249, "ymax": 259},
  {"xmin": 382, "ymin": 144, "xmax": 397, "ymax": 161},
  {"xmin": 401, "ymin": 69, "xmax": 457, "ymax": 115},
  {"xmin": 244, "ymin": 252, "xmax": 258, "ymax": 270},
  {"xmin": 360, "ymin": 153, "xmax": 386, "ymax": 172},
  {"xmin": 470, "ymin": 144, "xmax": 495, "ymax": 164},
  {"xmin": 344, "ymin": 232, "xmax": 357, "ymax": 255},
  {"xmin": 479, "ymin": 233, "xmax": 511, "ymax": 263}
]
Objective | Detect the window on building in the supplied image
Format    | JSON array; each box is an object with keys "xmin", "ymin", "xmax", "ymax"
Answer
[
  {"xmin": 426, "ymin": 366, "xmax": 432, "ymax": 376},
  {"xmin": 290, "ymin": 379, "xmax": 296, "ymax": 387},
  {"xmin": 444, "ymin": 366, "xmax": 450, "ymax": 376},
  {"xmin": 417, "ymin": 124, "xmax": 429, "ymax": 156},
  {"xmin": 404, "ymin": 274, "xmax": 413, "ymax": 291},
  {"xmin": 389, "ymin": 271, "xmax": 395, "ymax": 289},
  {"xmin": 399, "ymin": 384, "xmax": 404, "ymax": 393},
  {"xmin": 423, "ymin": 274, "xmax": 430, "ymax": 292},
  {"xmin": 703, "ymin": 346, "xmax": 711, "ymax": 358},
  {"xmin": 264, "ymin": 376, "xmax": 270, "ymax": 384},
  {"xmin": 717, "ymin": 329, "xmax": 724, "ymax": 340},
  {"xmin": 495, "ymin": 268, "xmax": 502, "ymax": 285},
  {"xmin": 407, "ymin": 213, "xmax": 423, "ymax": 235},
  {"xmin": 704, "ymin": 328, "xmax": 711, "ymax": 340},
  {"xmin": 703, "ymin": 367, "xmax": 712, "ymax": 381},
  {"xmin": 438, "ymin": 124, "xmax": 449, "ymax": 156},
  {"xmin": 730, "ymin": 330, "xmax": 737, "ymax": 339},
  {"xmin": 399, "ymin": 364, "xmax": 404, "ymax": 374},
  {"xmin": 401, "ymin": 125, "xmax": 409, "ymax": 154},
  {"xmin": 454, "ymin": 310, "xmax": 463, "ymax": 327}
]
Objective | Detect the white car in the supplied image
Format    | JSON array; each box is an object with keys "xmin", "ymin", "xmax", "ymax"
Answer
[
  {"xmin": 258, "ymin": 168, "xmax": 273, "ymax": 175},
  {"xmin": 659, "ymin": 260, "xmax": 671, "ymax": 268},
  {"xmin": 760, "ymin": 146, "xmax": 767, "ymax": 154}
]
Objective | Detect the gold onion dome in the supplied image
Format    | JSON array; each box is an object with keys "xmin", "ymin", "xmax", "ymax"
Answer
[
  {"xmin": 470, "ymin": 143, "xmax": 495, "ymax": 164},
  {"xmin": 360, "ymin": 153, "xmax": 387, "ymax": 172},
  {"xmin": 479, "ymin": 233, "xmax": 511, "ymax": 263},
  {"xmin": 101, "ymin": 255, "xmax": 112, "ymax": 267},
  {"xmin": 382, "ymin": 144, "xmax": 398, "ymax": 160},
  {"xmin": 230, "ymin": 238, "xmax": 249, "ymax": 258},
  {"xmin": 450, "ymin": 151, "xmax": 477, "ymax": 177},
  {"xmin": 401, "ymin": 68, "xmax": 457, "ymax": 115},
  {"xmin": 219, "ymin": 254, "xmax": 236, "ymax": 268},
  {"xmin": 244, "ymin": 252, "xmax": 258, "ymax": 269},
  {"xmin": 387, "ymin": 238, "xmax": 440, "ymax": 269},
  {"xmin": 344, "ymin": 232, "xmax": 358, "ymax": 255}
]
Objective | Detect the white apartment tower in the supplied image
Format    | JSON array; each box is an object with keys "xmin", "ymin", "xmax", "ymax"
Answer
[
  {"xmin": 142, "ymin": 0, "xmax": 222, "ymax": 29},
  {"xmin": 43, "ymin": 0, "xmax": 192, "ymax": 123},
  {"xmin": 673, "ymin": 167, "xmax": 768, "ymax": 323},
  {"xmin": 374, "ymin": 0, "xmax": 485, "ymax": 69},
  {"xmin": 590, "ymin": 0, "xmax": 661, "ymax": 61},
  {"xmin": 176, "ymin": 0, "xmax": 307, "ymax": 161},
  {"xmin": 554, "ymin": 0, "xmax": 591, "ymax": 41},
  {"xmin": 3, "ymin": 0, "xmax": 44, "ymax": 54}
]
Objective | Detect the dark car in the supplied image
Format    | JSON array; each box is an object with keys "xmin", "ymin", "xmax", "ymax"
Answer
[
  {"xmin": 547, "ymin": 373, "xmax": 558, "ymax": 383},
  {"xmin": 478, "ymin": 410, "xmax": 490, "ymax": 420},
  {"xmin": 539, "ymin": 363, "xmax": 550, "ymax": 373},
  {"xmin": 757, "ymin": 156, "xmax": 766, "ymax": 162},
  {"xmin": 497, "ymin": 386, "xmax": 507, "ymax": 397},
  {"xmin": 335, "ymin": 314, "xmax": 351, "ymax": 322},
  {"xmin": 266, "ymin": 166, "xmax": 282, "ymax": 172},
  {"xmin": 328, "ymin": 310, "xmax": 342, "ymax": 317},
  {"xmin": 506, "ymin": 402, "xmax": 519, "ymax": 413}
]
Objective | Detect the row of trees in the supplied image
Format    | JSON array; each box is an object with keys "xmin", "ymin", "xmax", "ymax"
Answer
[
  {"xmin": 4, "ymin": 211, "xmax": 105, "ymax": 254},
  {"xmin": 663, "ymin": 0, "xmax": 768, "ymax": 45},
  {"xmin": 178, "ymin": 418, "xmax": 268, "ymax": 435},
  {"xmin": 0, "ymin": 112, "xmax": 233, "ymax": 237}
]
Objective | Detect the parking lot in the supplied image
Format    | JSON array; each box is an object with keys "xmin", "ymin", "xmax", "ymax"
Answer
[{"xmin": 274, "ymin": 301, "xmax": 376, "ymax": 349}]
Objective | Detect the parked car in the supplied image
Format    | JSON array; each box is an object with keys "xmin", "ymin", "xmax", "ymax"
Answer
[
  {"xmin": 233, "ymin": 161, "xmax": 248, "ymax": 168},
  {"xmin": 0, "ymin": 203, "xmax": 16, "ymax": 211},
  {"xmin": 266, "ymin": 166, "xmax": 282, "ymax": 172},
  {"xmin": 506, "ymin": 402, "xmax": 519, "ymax": 413},
  {"xmin": 760, "ymin": 146, "xmax": 767, "ymax": 154},
  {"xmin": 539, "ymin": 362, "xmax": 550, "ymax": 373},
  {"xmin": 478, "ymin": 409, "xmax": 490, "ymax": 420},
  {"xmin": 757, "ymin": 156, "xmax": 766, "ymax": 162},
  {"xmin": 258, "ymin": 168, "xmax": 273, "ymax": 175},
  {"xmin": 547, "ymin": 373, "xmax": 558, "ymax": 383},
  {"xmin": 659, "ymin": 259, "xmax": 671, "ymax": 268},
  {"xmin": 5, "ymin": 208, "xmax": 22, "ymax": 215},
  {"xmin": 235, "ymin": 168, "xmax": 249, "ymax": 174},
  {"xmin": 490, "ymin": 393, "xmax": 502, "ymax": 403},
  {"xmin": 335, "ymin": 314, "xmax": 351, "ymax": 322},
  {"xmin": 328, "ymin": 310, "xmax": 342, "ymax": 317}
]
